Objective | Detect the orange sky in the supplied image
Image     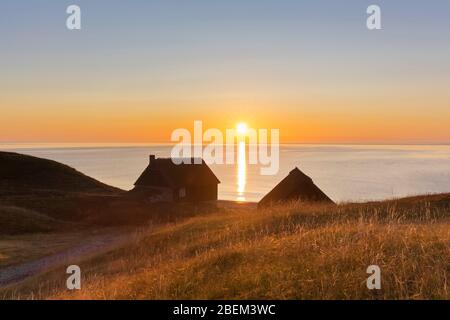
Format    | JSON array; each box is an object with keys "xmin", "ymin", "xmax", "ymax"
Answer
[
  {"xmin": 2, "ymin": 83, "xmax": 450, "ymax": 144},
  {"xmin": 2, "ymin": 2, "xmax": 450, "ymax": 144}
]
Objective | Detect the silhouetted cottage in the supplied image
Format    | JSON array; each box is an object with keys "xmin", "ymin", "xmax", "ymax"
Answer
[
  {"xmin": 133, "ymin": 155, "xmax": 220, "ymax": 202},
  {"xmin": 258, "ymin": 167, "xmax": 334, "ymax": 208}
]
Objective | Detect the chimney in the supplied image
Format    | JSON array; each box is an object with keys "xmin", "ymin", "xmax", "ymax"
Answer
[{"xmin": 149, "ymin": 155, "xmax": 156, "ymax": 164}]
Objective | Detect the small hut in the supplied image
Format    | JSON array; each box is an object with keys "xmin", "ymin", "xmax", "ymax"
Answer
[
  {"xmin": 132, "ymin": 155, "xmax": 220, "ymax": 202},
  {"xmin": 258, "ymin": 167, "xmax": 334, "ymax": 208}
]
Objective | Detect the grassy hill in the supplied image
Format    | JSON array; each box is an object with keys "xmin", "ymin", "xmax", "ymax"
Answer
[
  {"xmin": 4, "ymin": 195, "xmax": 449, "ymax": 300},
  {"xmin": 0, "ymin": 151, "xmax": 125, "ymax": 232},
  {"xmin": 0, "ymin": 205, "xmax": 68, "ymax": 235},
  {"xmin": 0, "ymin": 152, "xmax": 119, "ymax": 194}
]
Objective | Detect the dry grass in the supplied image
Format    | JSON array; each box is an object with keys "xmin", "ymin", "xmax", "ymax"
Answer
[
  {"xmin": 0, "ymin": 205, "xmax": 68, "ymax": 235},
  {"xmin": 0, "ymin": 229, "xmax": 126, "ymax": 268},
  {"xmin": 2, "ymin": 196, "xmax": 450, "ymax": 300}
]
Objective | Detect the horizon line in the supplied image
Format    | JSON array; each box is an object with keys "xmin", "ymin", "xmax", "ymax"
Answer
[{"xmin": 2, "ymin": 141, "xmax": 450, "ymax": 148}]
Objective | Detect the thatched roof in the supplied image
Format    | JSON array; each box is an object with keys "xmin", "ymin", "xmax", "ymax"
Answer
[
  {"xmin": 258, "ymin": 167, "xmax": 334, "ymax": 208},
  {"xmin": 134, "ymin": 156, "xmax": 220, "ymax": 188}
]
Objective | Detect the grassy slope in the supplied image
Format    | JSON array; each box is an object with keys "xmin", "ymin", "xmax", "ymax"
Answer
[
  {"xmin": 0, "ymin": 151, "xmax": 126, "ymax": 232},
  {"xmin": 0, "ymin": 151, "xmax": 120, "ymax": 194},
  {"xmin": 0, "ymin": 205, "xmax": 68, "ymax": 235},
  {"xmin": 4, "ymin": 195, "xmax": 449, "ymax": 300},
  {"xmin": 0, "ymin": 230, "xmax": 122, "ymax": 268}
]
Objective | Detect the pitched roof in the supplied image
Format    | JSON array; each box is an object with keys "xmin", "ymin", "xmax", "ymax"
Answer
[
  {"xmin": 258, "ymin": 167, "xmax": 334, "ymax": 207},
  {"xmin": 134, "ymin": 157, "xmax": 220, "ymax": 188}
]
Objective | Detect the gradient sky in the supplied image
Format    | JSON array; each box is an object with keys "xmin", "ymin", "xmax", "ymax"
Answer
[{"xmin": 1, "ymin": 0, "xmax": 450, "ymax": 143}]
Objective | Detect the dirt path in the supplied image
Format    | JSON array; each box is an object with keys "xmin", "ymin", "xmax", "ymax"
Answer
[{"xmin": 0, "ymin": 232, "xmax": 130, "ymax": 288}]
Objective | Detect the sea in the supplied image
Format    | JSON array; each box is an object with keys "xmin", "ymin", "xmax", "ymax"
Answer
[{"xmin": 2, "ymin": 143, "xmax": 450, "ymax": 203}]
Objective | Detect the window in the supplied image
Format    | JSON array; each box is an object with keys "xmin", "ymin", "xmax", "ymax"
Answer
[{"xmin": 179, "ymin": 188, "xmax": 186, "ymax": 198}]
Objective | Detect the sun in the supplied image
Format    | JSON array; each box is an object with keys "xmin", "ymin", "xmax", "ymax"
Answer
[{"xmin": 236, "ymin": 122, "xmax": 248, "ymax": 136}]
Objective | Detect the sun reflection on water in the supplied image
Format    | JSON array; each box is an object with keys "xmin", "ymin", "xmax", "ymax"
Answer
[{"xmin": 237, "ymin": 140, "xmax": 247, "ymax": 201}]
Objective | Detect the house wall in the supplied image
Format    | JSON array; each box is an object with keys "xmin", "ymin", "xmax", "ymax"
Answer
[
  {"xmin": 176, "ymin": 185, "xmax": 217, "ymax": 202},
  {"xmin": 134, "ymin": 185, "xmax": 218, "ymax": 203},
  {"xmin": 133, "ymin": 186, "xmax": 173, "ymax": 202}
]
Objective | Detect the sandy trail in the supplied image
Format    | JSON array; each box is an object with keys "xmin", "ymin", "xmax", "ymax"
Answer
[{"xmin": 0, "ymin": 233, "xmax": 129, "ymax": 288}]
